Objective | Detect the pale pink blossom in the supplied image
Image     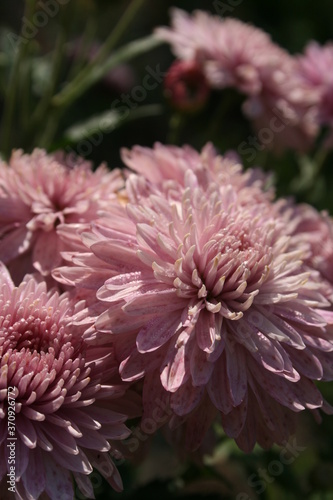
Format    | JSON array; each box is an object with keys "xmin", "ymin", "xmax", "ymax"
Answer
[
  {"xmin": 297, "ymin": 41, "xmax": 333, "ymax": 143},
  {"xmin": 121, "ymin": 142, "xmax": 274, "ymax": 206},
  {"xmin": 242, "ymin": 63, "xmax": 319, "ymax": 153},
  {"xmin": 297, "ymin": 41, "xmax": 333, "ymax": 91},
  {"xmin": 0, "ymin": 149, "xmax": 124, "ymax": 284},
  {"xmin": 156, "ymin": 9, "xmax": 319, "ymax": 152},
  {"xmin": 286, "ymin": 203, "xmax": 333, "ymax": 297},
  {"xmin": 156, "ymin": 9, "xmax": 280, "ymax": 95},
  {"xmin": 55, "ymin": 144, "xmax": 333, "ymax": 452},
  {"xmin": 0, "ymin": 264, "xmax": 132, "ymax": 499}
]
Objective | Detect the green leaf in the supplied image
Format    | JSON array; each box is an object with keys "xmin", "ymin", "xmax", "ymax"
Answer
[{"xmin": 64, "ymin": 104, "xmax": 163, "ymax": 142}]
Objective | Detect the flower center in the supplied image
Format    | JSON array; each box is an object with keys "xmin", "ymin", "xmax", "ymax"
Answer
[
  {"xmin": 0, "ymin": 304, "xmax": 66, "ymax": 356},
  {"xmin": 172, "ymin": 217, "xmax": 269, "ymax": 319}
]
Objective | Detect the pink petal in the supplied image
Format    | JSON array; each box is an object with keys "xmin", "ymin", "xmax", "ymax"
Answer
[
  {"xmin": 170, "ymin": 380, "xmax": 204, "ymax": 416},
  {"xmin": 89, "ymin": 451, "xmax": 123, "ymax": 492},
  {"xmin": 220, "ymin": 395, "xmax": 248, "ymax": 438},
  {"xmin": 50, "ymin": 444, "xmax": 92, "ymax": 474},
  {"xmin": 15, "ymin": 415, "xmax": 37, "ymax": 449},
  {"xmin": 142, "ymin": 372, "xmax": 171, "ymax": 427},
  {"xmin": 274, "ymin": 302, "xmax": 327, "ymax": 327},
  {"xmin": 249, "ymin": 358, "xmax": 322, "ymax": 411},
  {"xmin": 183, "ymin": 397, "xmax": 217, "ymax": 451},
  {"xmin": 90, "ymin": 240, "xmax": 138, "ymax": 267},
  {"xmin": 234, "ymin": 396, "xmax": 257, "ymax": 453},
  {"xmin": 73, "ymin": 472, "xmax": 95, "ymax": 500},
  {"xmin": 207, "ymin": 355, "xmax": 233, "ymax": 414},
  {"xmin": 42, "ymin": 421, "xmax": 79, "ymax": 454},
  {"xmin": 225, "ymin": 344, "xmax": 247, "ymax": 405},
  {"xmin": 0, "ymin": 262, "xmax": 14, "ymax": 289},
  {"xmin": 44, "ymin": 456, "xmax": 74, "ymax": 500},
  {"xmin": 190, "ymin": 344, "xmax": 214, "ymax": 386},
  {"xmin": 255, "ymin": 306, "xmax": 306, "ymax": 348},
  {"xmin": 137, "ymin": 223, "xmax": 176, "ymax": 261},
  {"xmin": 96, "ymin": 305, "xmax": 154, "ymax": 334},
  {"xmin": 195, "ymin": 309, "xmax": 216, "ymax": 352},
  {"xmin": 32, "ymin": 230, "xmax": 62, "ymax": 275},
  {"xmin": 316, "ymin": 350, "xmax": 333, "ymax": 381},
  {"xmin": 22, "ymin": 448, "xmax": 45, "ymax": 499},
  {"xmin": 0, "ymin": 226, "xmax": 31, "ymax": 262},
  {"xmin": 120, "ymin": 348, "xmax": 164, "ymax": 382},
  {"xmin": 136, "ymin": 314, "xmax": 182, "ymax": 353},
  {"xmin": 285, "ymin": 345, "xmax": 323, "ymax": 379},
  {"xmin": 160, "ymin": 332, "xmax": 192, "ymax": 392},
  {"xmin": 123, "ymin": 288, "xmax": 186, "ymax": 316},
  {"xmin": 76, "ymin": 430, "xmax": 110, "ymax": 451}
]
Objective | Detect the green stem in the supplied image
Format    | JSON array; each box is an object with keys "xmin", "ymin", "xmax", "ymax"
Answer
[
  {"xmin": 20, "ymin": 55, "xmax": 33, "ymax": 138},
  {"xmin": 31, "ymin": 28, "xmax": 66, "ymax": 128},
  {"xmin": 89, "ymin": 0, "xmax": 147, "ymax": 65},
  {"xmin": 37, "ymin": 107, "xmax": 64, "ymax": 149},
  {"xmin": 0, "ymin": 0, "xmax": 37, "ymax": 156},
  {"xmin": 167, "ymin": 112, "xmax": 184, "ymax": 145},
  {"xmin": 52, "ymin": 0, "xmax": 150, "ymax": 109},
  {"xmin": 312, "ymin": 147, "xmax": 329, "ymax": 176},
  {"xmin": 294, "ymin": 132, "xmax": 331, "ymax": 194},
  {"xmin": 67, "ymin": 18, "xmax": 97, "ymax": 81},
  {"xmin": 52, "ymin": 34, "xmax": 162, "ymax": 108},
  {"xmin": 204, "ymin": 94, "xmax": 232, "ymax": 144}
]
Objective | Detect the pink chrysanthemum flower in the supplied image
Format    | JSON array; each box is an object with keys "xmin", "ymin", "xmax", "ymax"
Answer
[
  {"xmin": 0, "ymin": 263, "xmax": 131, "ymax": 499},
  {"xmin": 121, "ymin": 142, "xmax": 274, "ymax": 207},
  {"xmin": 297, "ymin": 41, "xmax": 333, "ymax": 142},
  {"xmin": 156, "ymin": 9, "xmax": 318, "ymax": 152},
  {"xmin": 0, "ymin": 149, "xmax": 124, "ymax": 284},
  {"xmin": 287, "ymin": 203, "xmax": 333, "ymax": 295},
  {"xmin": 297, "ymin": 41, "xmax": 333, "ymax": 90},
  {"xmin": 55, "ymin": 144, "xmax": 333, "ymax": 453},
  {"xmin": 54, "ymin": 143, "xmax": 274, "ymax": 330},
  {"xmin": 156, "ymin": 8, "xmax": 283, "ymax": 95},
  {"xmin": 241, "ymin": 61, "xmax": 318, "ymax": 153}
]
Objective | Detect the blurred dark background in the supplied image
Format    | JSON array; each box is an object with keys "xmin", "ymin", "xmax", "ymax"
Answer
[{"xmin": 1, "ymin": 0, "xmax": 333, "ymax": 169}]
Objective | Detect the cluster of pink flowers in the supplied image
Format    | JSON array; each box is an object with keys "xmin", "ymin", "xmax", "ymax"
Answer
[
  {"xmin": 1, "ymin": 144, "xmax": 333, "ymax": 498},
  {"xmin": 156, "ymin": 9, "xmax": 333, "ymax": 152},
  {"xmin": 0, "ymin": 149, "xmax": 124, "ymax": 285},
  {"xmin": 0, "ymin": 150, "xmax": 134, "ymax": 500},
  {"xmin": 1, "ymin": 11, "xmax": 333, "ymax": 500}
]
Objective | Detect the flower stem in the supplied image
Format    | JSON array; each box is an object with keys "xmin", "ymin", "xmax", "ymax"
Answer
[
  {"xmin": 37, "ymin": 107, "xmax": 64, "ymax": 149},
  {"xmin": 67, "ymin": 18, "xmax": 97, "ymax": 81},
  {"xmin": 31, "ymin": 28, "xmax": 67, "ymax": 129},
  {"xmin": 52, "ymin": 0, "xmax": 150, "ymax": 109},
  {"xmin": 167, "ymin": 112, "xmax": 184, "ymax": 145},
  {"xmin": 0, "ymin": 0, "xmax": 37, "ymax": 157}
]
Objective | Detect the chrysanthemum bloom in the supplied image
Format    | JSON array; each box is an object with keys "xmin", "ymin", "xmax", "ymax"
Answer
[
  {"xmin": 54, "ymin": 142, "xmax": 274, "ymax": 326},
  {"xmin": 156, "ymin": 8, "xmax": 282, "ymax": 95},
  {"xmin": 286, "ymin": 203, "xmax": 333, "ymax": 297},
  {"xmin": 241, "ymin": 60, "xmax": 319, "ymax": 153},
  {"xmin": 0, "ymin": 149, "xmax": 124, "ymax": 284},
  {"xmin": 297, "ymin": 41, "xmax": 333, "ymax": 95},
  {"xmin": 0, "ymin": 263, "xmax": 132, "ymax": 499},
  {"xmin": 121, "ymin": 142, "xmax": 275, "ymax": 207},
  {"xmin": 297, "ymin": 41, "xmax": 333, "ymax": 145},
  {"xmin": 55, "ymin": 145, "xmax": 333, "ymax": 453},
  {"xmin": 156, "ymin": 9, "xmax": 319, "ymax": 152}
]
